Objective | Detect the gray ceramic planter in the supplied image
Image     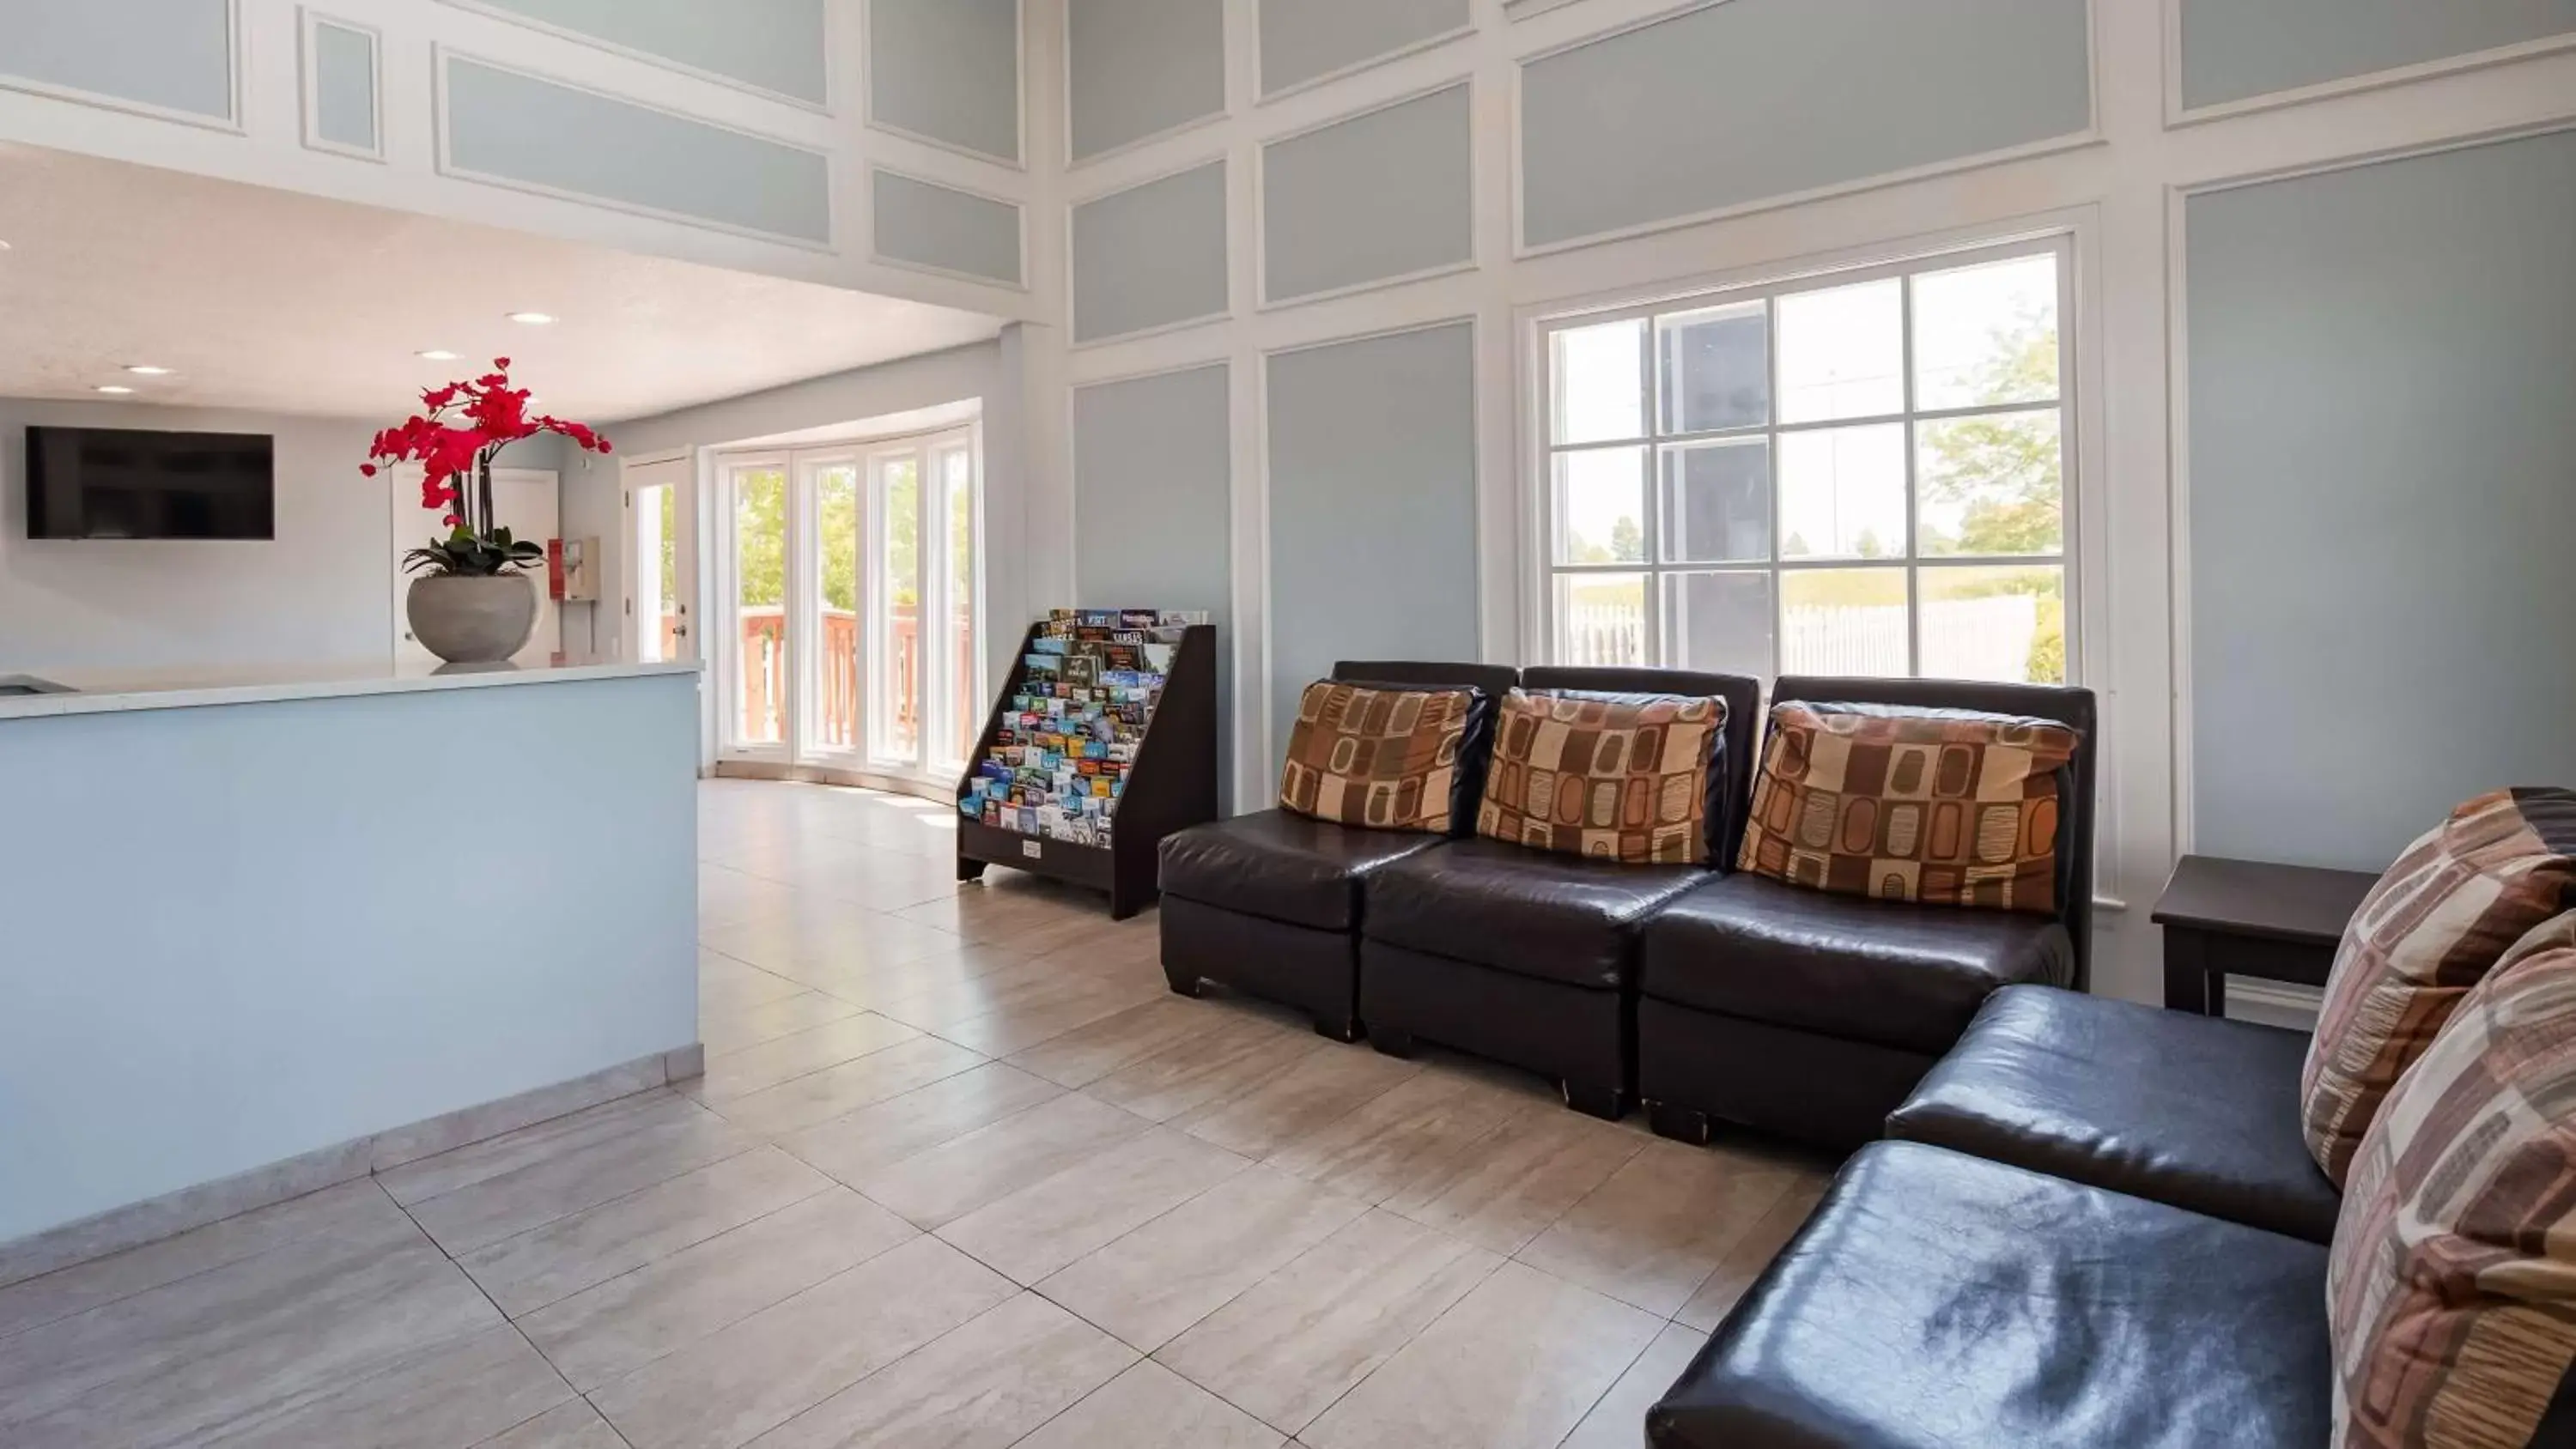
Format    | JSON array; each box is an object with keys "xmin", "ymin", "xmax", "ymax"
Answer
[{"xmin": 407, "ymin": 574, "xmax": 538, "ymax": 664}]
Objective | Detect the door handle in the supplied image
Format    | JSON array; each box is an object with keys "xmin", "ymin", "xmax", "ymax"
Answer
[{"xmin": 674, "ymin": 625, "xmax": 690, "ymax": 638}]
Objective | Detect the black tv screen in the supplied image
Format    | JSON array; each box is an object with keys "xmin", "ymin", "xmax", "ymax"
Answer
[{"xmin": 26, "ymin": 426, "xmax": 276, "ymax": 540}]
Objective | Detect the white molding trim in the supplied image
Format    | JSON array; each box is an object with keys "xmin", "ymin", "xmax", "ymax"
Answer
[
  {"xmin": 866, "ymin": 162, "xmax": 1032, "ymax": 291},
  {"xmin": 2161, "ymin": 0, "xmax": 2576, "ymax": 130},
  {"xmin": 1255, "ymin": 9, "xmax": 1478, "ymax": 106},
  {"xmin": 1505, "ymin": 0, "xmax": 2108, "ymax": 260},
  {"xmin": 860, "ymin": 0, "xmax": 1030, "ymax": 172},
  {"xmin": 434, "ymin": 0, "xmax": 835, "ymax": 115},
  {"xmin": 1062, "ymin": 0, "xmax": 1233, "ymax": 171},
  {"xmin": 0, "ymin": 0, "xmax": 246, "ymax": 135},
  {"xmin": 1255, "ymin": 76, "xmax": 1481, "ymax": 310},
  {"xmin": 297, "ymin": 8, "xmax": 386, "ymax": 164},
  {"xmin": 1066, "ymin": 153, "xmax": 1235, "ymax": 348},
  {"xmin": 431, "ymin": 45, "xmax": 839, "ymax": 253}
]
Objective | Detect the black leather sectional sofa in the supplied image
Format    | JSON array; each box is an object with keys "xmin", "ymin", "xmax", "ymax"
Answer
[
  {"xmin": 1649, "ymin": 984, "xmax": 2343, "ymax": 1447},
  {"xmin": 1158, "ymin": 662, "xmax": 2093, "ymax": 1143}
]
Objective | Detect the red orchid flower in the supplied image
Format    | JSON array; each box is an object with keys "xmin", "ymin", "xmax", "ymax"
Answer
[{"xmin": 360, "ymin": 358, "xmax": 613, "ymax": 530}]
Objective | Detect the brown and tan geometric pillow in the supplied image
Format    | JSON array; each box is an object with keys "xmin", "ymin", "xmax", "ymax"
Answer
[
  {"xmin": 1735, "ymin": 702, "xmax": 2080, "ymax": 914},
  {"xmin": 1278, "ymin": 681, "xmax": 1473, "ymax": 834},
  {"xmin": 1474, "ymin": 688, "xmax": 1724, "ymax": 864},
  {"xmin": 2328, "ymin": 912, "xmax": 2576, "ymax": 1449},
  {"xmin": 2301, "ymin": 788, "xmax": 2576, "ymax": 1187}
]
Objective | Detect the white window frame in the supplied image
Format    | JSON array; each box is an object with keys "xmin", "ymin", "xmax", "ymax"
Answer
[{"xmin": 1533, "ymin": 232, "xmax": 2081, "ymax": 684}]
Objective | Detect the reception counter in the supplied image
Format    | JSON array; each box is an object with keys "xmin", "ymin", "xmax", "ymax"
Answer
[{"xmin": 0, "ymin": 658, "xmax": 702, "ymax": 1278}]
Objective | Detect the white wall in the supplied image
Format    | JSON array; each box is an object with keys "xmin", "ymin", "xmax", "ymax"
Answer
[{"xmin": 1023, "ymin": 0, "xmax": 2576, "ymax": 1008}]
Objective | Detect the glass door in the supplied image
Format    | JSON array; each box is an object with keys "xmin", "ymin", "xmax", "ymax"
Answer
[
  {"xmin": 866, "ymin": 449, "xmax": 923, "ymax": 771},
  {"xmin": 721, "ymin": 458, "xmax": 790, "ymax": 759},
  {"xmin": 802, "ymin": 453, "xmax": 863, "ymax": 761}
]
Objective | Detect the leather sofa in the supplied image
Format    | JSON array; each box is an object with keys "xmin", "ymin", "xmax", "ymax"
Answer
[
  {"xmin": 1157, "ymin": 659, "xmax": 1517, "ymax": 1040},
  {"xmin": 1649, "ymin": 984, "xmax": 2342, "ymax": 1447},
  {"xmin": 1357, "ymin": 666, "xmax": 1763, "ymax": 1119},
  {"xmin": 1636, "ymin": 676, "xmax": 2097, "ymax": 1149}
]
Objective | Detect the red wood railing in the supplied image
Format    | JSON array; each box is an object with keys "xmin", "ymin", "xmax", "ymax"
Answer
[{"xmin": 723, "ymin": 604, "xmax": 972, "ymax": 755}]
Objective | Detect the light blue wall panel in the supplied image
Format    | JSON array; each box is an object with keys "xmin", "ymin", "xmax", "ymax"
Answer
[
  {"xmin": 870, "ymin": 0, "xmax": 1022, "ymax": 164},
  {"xmin": 311, "ymin": 20, "xmax": 378, "ymax": 154},
  {"xmin": 873, "ymin": 170, "xmax": 1024, "ymax": 285},
  {"xmin": 1073, "ymin": 161, "xmax": 1230, "ymax": 343},
  {"xmin": 1520, "ymin": 0, "xmax": 2090, "ymax": 249},
  {"xmin": 1263, "ymin": 85, "xmax": 1473, "ymax": 304},
  {"xmin": 455, "ymin": 0, "xmax": 828, "ymax": 105},
  {"xmin": 2180, "ymin": 0, "xmax": 2576, "ymax": 112},
  {"xmin": 0, "ymin": 0, "xmax": 233, "ymax": 120},
  {"xmin": 1074, "ymin": 364, "xmax": 1235, "ymax": 800},
  {"xmin": 1266, "ymin": 324, "xmax": 1481, "ymax": 761},
  {"xmin": 2187, "ymin": 130, "xmax": 2576, "ymax": 870},
  {"xmin": 443, "ymin": 56, "xmax": 831, "ymax": 244},
  {"xmin": 1068, "ymin": 0, "xmax": 1226, "ymax": 162},
  {"xmin": 1260, "ymin": 0, "xmax": 1469, "ymax": 95}
]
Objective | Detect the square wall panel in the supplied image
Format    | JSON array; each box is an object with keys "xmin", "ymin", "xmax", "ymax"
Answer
[
  {"xmin": 1072, "ymin": 160, "xmax": 1230, "ymax": 343},
  {"xmin": 1261, "ymin": 83, "xmax": 1473, "ymax": 305},
  {"xmin": 1260, "ymin": 0, "xmax": 1470, "ymax": 96},
  {"xmin": 2178, "ymin": 0, "xmax": 2576, "ymax": 112},
  {"xmin": 1068, "ymin": 0, "xmax": 1227, "ymax": 162},
  {"xmin": 870, "ymin": 0, "xmax": 1021, "ymax": 163},
  {"xmin": 872, "ymin": 169, "xmax": 1023, "ymax": 285}
]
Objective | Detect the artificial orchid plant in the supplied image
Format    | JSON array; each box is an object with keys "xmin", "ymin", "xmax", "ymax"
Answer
[{"xmin": 362, "ymin": 357, "xmax": 613, "ymax": 578}]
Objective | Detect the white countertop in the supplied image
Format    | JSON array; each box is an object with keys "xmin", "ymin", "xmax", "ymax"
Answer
[{"xmin": 0, "ymin": 657, "xmax": 702, "ymax": 721}]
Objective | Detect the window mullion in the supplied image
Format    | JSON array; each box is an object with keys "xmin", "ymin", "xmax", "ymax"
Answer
[{"xmin": 1901, "ymin": 272, "xmax": 1922, "ymax": 680}]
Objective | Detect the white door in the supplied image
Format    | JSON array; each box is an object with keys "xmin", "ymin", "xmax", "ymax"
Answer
[
  {"xmin": 622, "ymin": 453, "xmax": 700, "ymax": 669},
  {"xmin": 390, "ymin": 466, "xmax": 560, "ymax": 668}
]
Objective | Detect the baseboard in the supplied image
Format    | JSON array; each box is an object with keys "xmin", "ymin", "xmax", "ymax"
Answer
[
  {"xmin": 2225, "ymin": 979, "xmax": 2322, "ymax": 1033},
  {"xmin": 0, "ymin": 1040, "xmax": 704, "ymax": 1290}
]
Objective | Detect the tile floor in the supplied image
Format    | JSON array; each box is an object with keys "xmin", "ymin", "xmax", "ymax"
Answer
[{"xmin": 0, "ymin": 780, "xmax": 1833, "ymax": 1449}]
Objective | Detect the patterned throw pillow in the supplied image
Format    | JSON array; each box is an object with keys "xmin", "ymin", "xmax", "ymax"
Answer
[
  {"xmin": 2301, "ymin": 789, "xmax": 2576, "ymax": 1186},
  {"xmin": 1735, "ymin": 702, "xmax": 2080, "ymax": 914},
  {"xmin": 1474, "ymin": 688, "xmax": 1725, "ymax": 864},
  {"xmin": 1278, "ymin": 681, "xmax": 1474, "ymax": 834},
  {"xmin": 2329, "ymin": 913, "xmax": 2576, "ymax": 1449}
]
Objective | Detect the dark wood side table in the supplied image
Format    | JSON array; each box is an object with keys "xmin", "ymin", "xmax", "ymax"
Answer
[{"xmin": 2151, "ymin": 856, "xmax": 2379, "ymax": 1016}]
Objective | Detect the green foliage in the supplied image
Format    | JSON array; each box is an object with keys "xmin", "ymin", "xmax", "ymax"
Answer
[
  {"xmin": 1919, "ymin": 320, "xmax": 2063, "ymax": 557},
  {"xmin": 736, "ymin": 470, "xmax": 787, "ymax": 608},
  {"xmin": 404, "ymin": 524, "xmax": 543, "ymax": 578}
]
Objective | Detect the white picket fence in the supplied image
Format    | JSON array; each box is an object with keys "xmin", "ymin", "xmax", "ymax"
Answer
[{"xmin": 1561, "ymin": 593, "xmax": 2038, "ymax": 679}]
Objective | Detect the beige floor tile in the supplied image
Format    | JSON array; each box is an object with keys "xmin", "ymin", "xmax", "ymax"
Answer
[
  {"xmin": 701, "ymin": 909, "xmax": 966, "ymax": 988},
  {"xmin": 931, "ymin": 979, "xmax": 1170, "ymax": 1060},
  {"xmin": 701, "ymin": 990, "xmax": 865, "ymax": 1058},
  {"xmin": 377, "ymin": 1090, "xmax": 713, "ymax": 1208},
  {"xmin": 1174, "ymin": 1044, "xmax": 1423, "ymax": 1161},
  {"xmin": 199, "ymin": 1320, "xmax": 572, "ymax": 1448},
  {"xmin": 778, "ymin": 1062, "xmax": 1065, "ymax": 1186},
  {"xmin": 1083, "ymin": 1017, "xmax": 1326, "ymax": 1124},
  {"xmin": 1262, "ymin": 1069, "xmax": 1531, "ymax": 1206},
  {"xmin": 1672, "ymin": 1172, "xmax": 1829, "ymax": 1333},
  {"xmin": 700, "ymin": 870, "xmax": 805, "ymax": 935},
  {"xmin": 693, "ymin": 1013, "xmax": 927, "ymax": 1102},
  {"xmin": 744, "ymin": 1292, "xmax": 1135, "ymax": 1449},
  {"xmin": 854, "ymin": 1093, "xmax": 1152, "ymax": 1229},
  {"xmin": 590, "ymin": 1235, "xmax": 1015, "ymax": 1449},
  {"xmin": 708, "ymin": 1035, "xmax": 991, "ymax": 1138},
  {"xmin": 938, "ymin": 1128, "xmax": 1249, "ymax": 1285},
  {"xmin": 1558, "ymin": 1320, "xmax": 1708, "ymax": 1449},
  {"xmin": 519, "ymin": 1187, "xmax": 917, "ymax": 1391},
  {"xmin": 1302, "ymin": 1261, "xmax": 1663, "ymax": 1449},
  {"xmin": 1514, "ymin": 1141, "xmax": 1801, "ymax": 1318},
  {"xmin": 1016, "ymin": 1361, "xmax": 1285, "ymax": 1449},
  {"xmin": 402, "ymin": 1113, "xmax": 762, "ymax": 1257},
  {"xmin": 892, "ymin": 887, "xmax": 1127, "ymax": 955},
  {"xmin": 478, "ymin": 1397, "xmax": 629, "ymax": 1448},
  {"xmin": 1379, "ymin": 1106, "xmax": 1648, "ymax": 1255},
  {"xmin": 1156, "ymin": 1210, "xmax": 1501, "ymax": 1435},
  {"xmin": 459, "ymin": 1146, "xmax": 833, "ymax": 1317},
  {"xmin": 1005, "ymin": 997, "xmax": 1240, "ymax": 1088},
  {"xmin": 1038, "ymin": 1165, "xmax": 1371, "ymax": 1352},
  {"xmin": 0, "ymin": 1179, "xmax": 416, "ymax": 1342}
]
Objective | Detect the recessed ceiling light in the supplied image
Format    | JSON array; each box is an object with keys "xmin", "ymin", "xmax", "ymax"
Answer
[
  {"xmin": 416, "ymin": 349, "xmax": 460, "ymax": 361},
  {"xmin": 94, "ymin": 385, "xmax": 135, "ymax": 395},
  {"xmin": 506, "ymin": 312, "xmax": 556, "ymax": 325},
  {"xmin": 123, "ymin": 365, "xmax": 173, "ymax": 376},
  {"xmin": 0, "ymin": 239, "xmax": 13, "ymax": 251}
]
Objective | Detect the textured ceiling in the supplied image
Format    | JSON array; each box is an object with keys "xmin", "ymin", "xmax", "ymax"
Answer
[{"xmin": 0, "ymin": 143, "xmax": 1005, "ymax": 424}]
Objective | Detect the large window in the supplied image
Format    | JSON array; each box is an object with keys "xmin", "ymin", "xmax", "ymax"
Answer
[{"xmin": 1540, "ymin": 238, "xmax": 2073, "ymax": 684}]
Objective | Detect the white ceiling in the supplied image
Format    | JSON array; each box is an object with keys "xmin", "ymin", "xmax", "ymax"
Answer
[{"xmin": 0, "ymin": 143, "xmax": 1006, "ymax": 425}]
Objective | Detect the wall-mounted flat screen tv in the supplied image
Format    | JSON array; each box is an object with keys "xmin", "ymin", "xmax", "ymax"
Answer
[{"xmin": 26, "ymin": 426, "xmax": 276, "ymax": 540}]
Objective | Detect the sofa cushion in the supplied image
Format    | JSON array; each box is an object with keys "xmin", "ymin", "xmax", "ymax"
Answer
[
  {"xmin": 1649, "ymin": 1141, "xmax": 2332, "ymax": 1449},
  {"xmin": 2302, "ymin": 787, "xmax": 2576, "ymax": 1185},
  {"xmin": 2330, "ymin": 913, "xmax": 2576, "ymax": 1449},
  {"xmin": 1278, "ymin": 680, "xmax": 1479, "ymax": 834},
  {"xmin": 1738, "ymin": 700, "xmax": 2080, "ymax": 914},
  {"xmin": 1365, "ymin": 836, "xmax": 1707, "ymax": 989},
  {"xmin": 1887, "ymin": 985, "xmax": 2341, "ymax": 1243},
  {"xmin": 1639, "ymin": 873, "xmax": 2072, "ymax": 1057},
  {"xmin": 1158, "ymin": 810, "xmax": 1443, "ymax": 932},
  {"xmin": 1476, "ymin": 688, "xmax": 1727, "ymax": 865}
]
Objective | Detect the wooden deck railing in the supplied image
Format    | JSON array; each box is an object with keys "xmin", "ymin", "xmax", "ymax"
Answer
[{"xmin": 723, "ymin": 604, "xmax": 973, "ymax": 755}]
